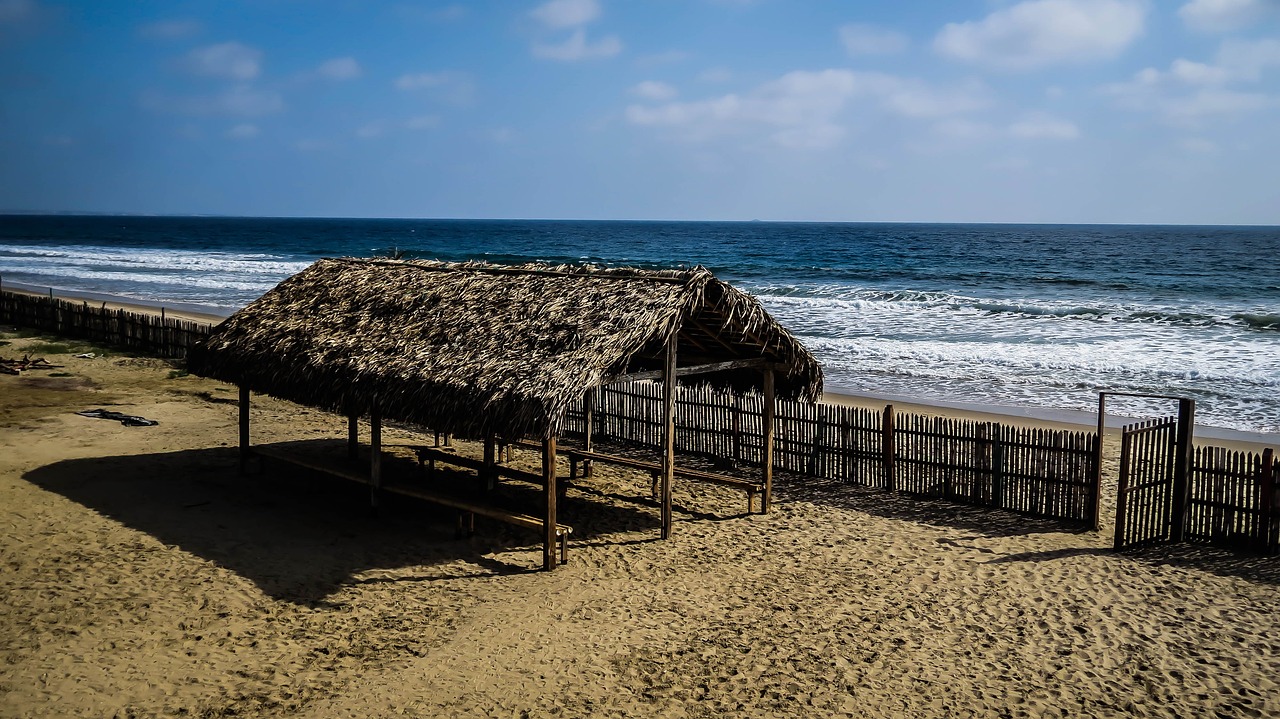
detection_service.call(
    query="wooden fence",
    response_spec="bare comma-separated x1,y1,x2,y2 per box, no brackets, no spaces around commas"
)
565,381,1101,525
7,293,1271,546
1188,446,1279,553
0,291,213,358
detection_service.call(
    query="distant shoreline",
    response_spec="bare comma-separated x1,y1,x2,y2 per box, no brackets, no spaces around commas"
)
1,281,232,324
4,279,1275,450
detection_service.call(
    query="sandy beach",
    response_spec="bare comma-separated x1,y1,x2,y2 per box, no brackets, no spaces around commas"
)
2,324,1278,718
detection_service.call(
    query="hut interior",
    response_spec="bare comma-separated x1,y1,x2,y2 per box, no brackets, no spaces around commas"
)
188,259,823,570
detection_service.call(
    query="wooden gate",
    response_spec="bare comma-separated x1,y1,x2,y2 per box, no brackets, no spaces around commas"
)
1114,417,1178,550
1111,397,1196,551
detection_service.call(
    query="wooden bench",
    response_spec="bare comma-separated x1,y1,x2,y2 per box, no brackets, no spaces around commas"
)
414,445,543,486
252,445,572,564
389,483,572,565
563,448,765,513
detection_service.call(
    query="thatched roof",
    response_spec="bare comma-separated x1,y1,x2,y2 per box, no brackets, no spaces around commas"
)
188,259,822,439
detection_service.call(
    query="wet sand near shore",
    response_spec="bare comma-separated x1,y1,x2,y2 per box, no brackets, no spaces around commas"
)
1,329,1278,718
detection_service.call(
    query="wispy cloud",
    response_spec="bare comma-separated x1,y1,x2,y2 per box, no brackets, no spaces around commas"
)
226,123,260,139
530,0,600,29
934,0,1146,71
1102,38,1280,125
317,56,361,81
138,18,201,40
1178,0,1274,32
394,70,473,103
626,69,989,149
631,80,678,101
182,42,263,81
144,85,284,117
838,23,908,56
1009,112,1080,139
532,28,622,61
528,0,620,61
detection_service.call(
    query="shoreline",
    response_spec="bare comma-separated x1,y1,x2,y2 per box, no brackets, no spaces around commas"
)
4,281,1276,450
1,280,233,324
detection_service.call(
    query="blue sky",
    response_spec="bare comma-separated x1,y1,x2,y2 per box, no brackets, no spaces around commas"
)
1,0,1278,223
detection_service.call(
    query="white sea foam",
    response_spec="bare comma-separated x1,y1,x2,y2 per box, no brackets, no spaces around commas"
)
754,288,1280,435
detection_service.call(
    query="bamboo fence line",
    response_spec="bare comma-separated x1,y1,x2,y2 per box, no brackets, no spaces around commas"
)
0,291,213,359
1187,446,1279,553
566,381,1102,525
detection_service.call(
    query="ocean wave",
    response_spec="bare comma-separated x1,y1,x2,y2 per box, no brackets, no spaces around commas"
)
747,284,1280,332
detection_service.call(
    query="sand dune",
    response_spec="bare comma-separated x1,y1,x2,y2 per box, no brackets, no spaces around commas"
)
1,335,1277,718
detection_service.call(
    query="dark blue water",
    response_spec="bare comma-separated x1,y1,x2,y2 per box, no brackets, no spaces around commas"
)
2,215,1278,433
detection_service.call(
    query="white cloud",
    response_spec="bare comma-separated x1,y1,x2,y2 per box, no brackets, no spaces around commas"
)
631,80,678,101
144,86,284,117
1105,38,1280,124
1169,58,1231,84
934,0,1146,71
183,42,262,81
1009,112,1080,139
394,71,473,103
226,123,260,139
838,23,908,56
1217,38,1280,81
1178,0,1273,32
138,19,201,40
404,115,440,130
532,28,621,61
530,0,600,28
626,68,989,149
317,57,361,81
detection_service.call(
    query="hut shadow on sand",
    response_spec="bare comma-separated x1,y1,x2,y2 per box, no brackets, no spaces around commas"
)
22,440,665,606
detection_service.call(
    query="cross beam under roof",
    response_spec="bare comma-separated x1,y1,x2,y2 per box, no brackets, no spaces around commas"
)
604,357,777,385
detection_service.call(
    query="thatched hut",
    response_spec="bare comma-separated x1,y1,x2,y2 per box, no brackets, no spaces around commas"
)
189,258,822,569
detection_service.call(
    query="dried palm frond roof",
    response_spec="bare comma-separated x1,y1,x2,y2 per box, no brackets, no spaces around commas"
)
188,258,822,439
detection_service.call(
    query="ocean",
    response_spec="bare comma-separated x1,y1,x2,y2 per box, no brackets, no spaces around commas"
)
2,215,1278,435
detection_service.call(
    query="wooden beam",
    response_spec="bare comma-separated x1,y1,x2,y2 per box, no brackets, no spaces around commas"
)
1169,398,1196,544
678,330,711,354
1092,393,1106,532
761,369,775,513
607,357,774,385
347,413,359,461
688,316,742,356
660,337,677,539
238,386,250,475
583,388,596,479
370,404,382,510
543,436,558,571
483,435,497,492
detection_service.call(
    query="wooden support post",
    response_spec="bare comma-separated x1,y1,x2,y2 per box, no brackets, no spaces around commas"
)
370,404,382,510
660,338,677,539
238,386,250,475
583,388,596,478
882,404,896,492
543,436,558,571
761,369,775,513
1260,447,1275,553
1092,393,1107,531
483,435,497,493
347,413,359,461
1169,398,1196,543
